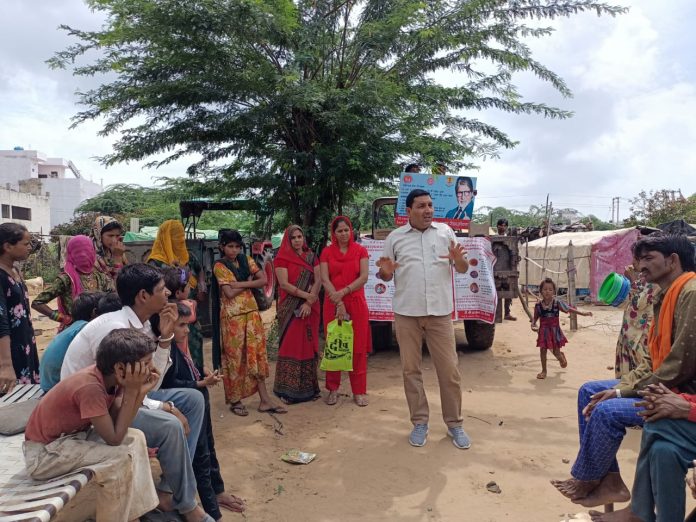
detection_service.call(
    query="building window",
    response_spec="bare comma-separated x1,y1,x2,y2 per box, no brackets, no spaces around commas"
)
11,206,31,221
1,204,9,218
38,174,48,179
50,171,58,178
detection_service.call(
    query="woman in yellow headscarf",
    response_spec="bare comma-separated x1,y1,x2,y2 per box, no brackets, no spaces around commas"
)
148,220,206,366
147,220,190,269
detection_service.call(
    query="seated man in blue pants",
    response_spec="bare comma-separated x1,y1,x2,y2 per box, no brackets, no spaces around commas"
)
590,383,696,521
552,234,696,507
62,264,212,521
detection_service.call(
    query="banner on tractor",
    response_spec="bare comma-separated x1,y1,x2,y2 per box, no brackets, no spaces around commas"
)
362,237,497,323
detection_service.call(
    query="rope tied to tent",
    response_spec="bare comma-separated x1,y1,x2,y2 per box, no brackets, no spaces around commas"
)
521,255,589,275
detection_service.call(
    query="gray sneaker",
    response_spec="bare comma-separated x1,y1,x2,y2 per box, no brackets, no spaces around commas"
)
447,426,471,449
409,424,429,447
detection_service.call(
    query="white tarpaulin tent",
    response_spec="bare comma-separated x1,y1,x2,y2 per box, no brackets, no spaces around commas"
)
521,228,641,300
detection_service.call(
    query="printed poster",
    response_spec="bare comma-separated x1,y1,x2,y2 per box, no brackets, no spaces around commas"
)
362,238,396,321
362,237,497,323
453,237,498,323
395,172,477,228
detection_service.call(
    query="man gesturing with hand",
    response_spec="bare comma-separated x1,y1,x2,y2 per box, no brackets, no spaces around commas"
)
378,188,470,449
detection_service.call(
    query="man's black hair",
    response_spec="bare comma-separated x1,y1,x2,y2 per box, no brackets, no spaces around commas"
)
497,218,509,227
632,234,696,272
406,189,431,208
163,266,189,295
404,163,420,173
97,292,123,315
96,328,156,376
71,292,104,322
116,263,164,306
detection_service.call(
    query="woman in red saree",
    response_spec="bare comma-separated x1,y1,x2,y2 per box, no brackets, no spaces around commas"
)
272,225,322,404
320,216,371,407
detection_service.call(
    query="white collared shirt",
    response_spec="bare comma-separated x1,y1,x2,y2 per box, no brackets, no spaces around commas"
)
382,221,457,316
60,306,171,398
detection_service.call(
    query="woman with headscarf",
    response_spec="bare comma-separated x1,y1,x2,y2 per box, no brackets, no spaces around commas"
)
272,225,322,404
320,216,371,407
92,215,127,280
147,219,206,367
32,235,113,328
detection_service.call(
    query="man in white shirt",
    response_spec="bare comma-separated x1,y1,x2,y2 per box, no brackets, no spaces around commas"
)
377,189,471,449
61,263,211,522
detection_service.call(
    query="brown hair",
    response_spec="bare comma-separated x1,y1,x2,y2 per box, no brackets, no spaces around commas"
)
539,277,556,293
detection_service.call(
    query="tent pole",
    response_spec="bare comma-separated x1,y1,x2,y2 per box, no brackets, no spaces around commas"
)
525,238,529,310
568,240,578,331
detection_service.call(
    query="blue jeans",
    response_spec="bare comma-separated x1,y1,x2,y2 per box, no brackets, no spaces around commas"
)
631,419,696,522
571,379,644,481
132,408,198,513
148,388,204,459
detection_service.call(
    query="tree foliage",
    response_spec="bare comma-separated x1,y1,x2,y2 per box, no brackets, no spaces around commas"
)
53,184,278,237
624,190,696,227
51,0,625,244
475,203,614,230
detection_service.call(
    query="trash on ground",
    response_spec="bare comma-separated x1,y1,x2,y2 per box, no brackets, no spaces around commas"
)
486,481,502,494
280,449,317,465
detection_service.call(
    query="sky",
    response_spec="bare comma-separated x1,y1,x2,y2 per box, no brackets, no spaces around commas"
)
1,0,694,223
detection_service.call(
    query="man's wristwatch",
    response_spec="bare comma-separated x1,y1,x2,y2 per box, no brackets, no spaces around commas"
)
165,401,175,413
615,389,622,399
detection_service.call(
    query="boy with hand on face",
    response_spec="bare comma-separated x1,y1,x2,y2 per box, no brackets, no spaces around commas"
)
160,303,247,518
24,329,161,522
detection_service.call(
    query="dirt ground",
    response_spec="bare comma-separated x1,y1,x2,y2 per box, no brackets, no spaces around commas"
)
32,300,696,522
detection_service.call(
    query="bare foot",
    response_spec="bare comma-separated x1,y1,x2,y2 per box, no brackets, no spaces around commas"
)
537,371,547,379
156,490,174,512
181,504,208,522
217,492,246,513
550,477,600,500
573,472,631,507
589,507,641,521
558,351,568,368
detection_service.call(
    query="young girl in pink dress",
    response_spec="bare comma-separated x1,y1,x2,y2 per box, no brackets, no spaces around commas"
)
531,278,592,379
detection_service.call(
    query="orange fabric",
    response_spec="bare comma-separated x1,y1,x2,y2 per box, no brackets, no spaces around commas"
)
648,272,696,370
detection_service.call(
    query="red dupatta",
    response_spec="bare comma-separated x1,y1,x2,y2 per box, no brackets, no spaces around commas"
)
275,225,317,343
275,225,315,272
321,216,364,293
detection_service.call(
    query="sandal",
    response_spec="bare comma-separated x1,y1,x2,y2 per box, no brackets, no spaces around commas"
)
354,394,369,407
229,403,249,416
258,405,288,414
326,390,338,406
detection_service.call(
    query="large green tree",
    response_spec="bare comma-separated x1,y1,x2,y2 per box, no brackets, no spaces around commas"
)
624,189,696,227
52,0,624,239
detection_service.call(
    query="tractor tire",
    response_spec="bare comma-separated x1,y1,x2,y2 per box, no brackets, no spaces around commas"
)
254,252,276,311
370,322,393,351
463,320,495,351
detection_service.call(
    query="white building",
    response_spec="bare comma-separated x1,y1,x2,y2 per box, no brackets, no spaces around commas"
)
0,148,103,229
0,185,51,234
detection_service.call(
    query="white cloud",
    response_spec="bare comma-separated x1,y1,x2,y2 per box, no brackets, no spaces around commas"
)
571,7,659,91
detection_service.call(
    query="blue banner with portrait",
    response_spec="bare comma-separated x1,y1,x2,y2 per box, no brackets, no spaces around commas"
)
395,172,477,228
